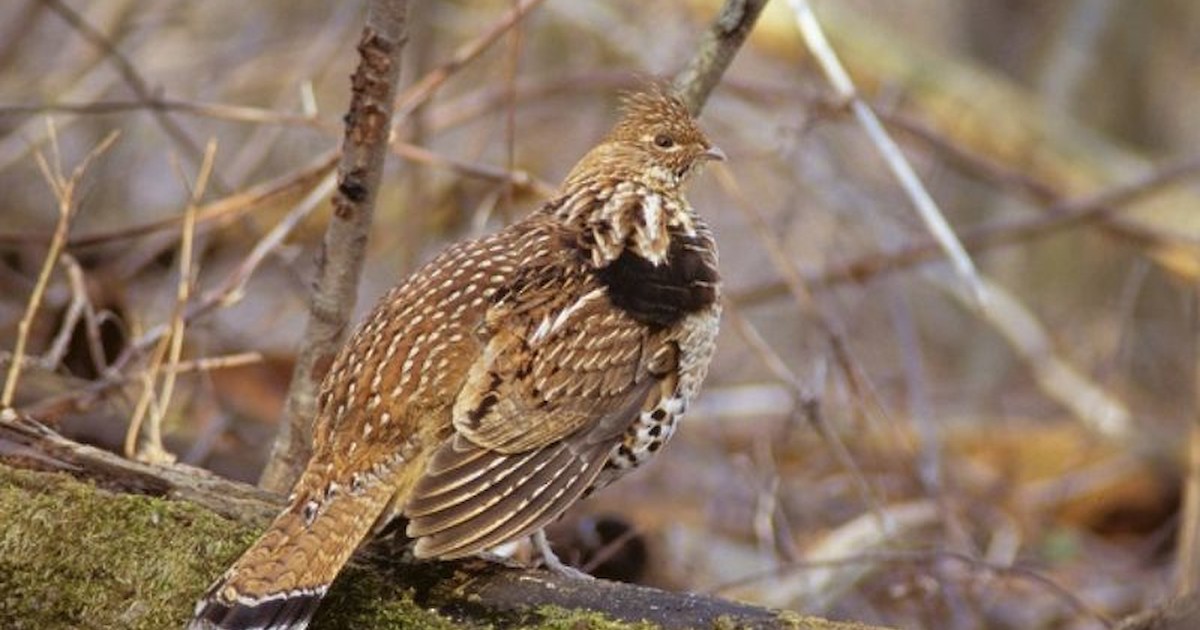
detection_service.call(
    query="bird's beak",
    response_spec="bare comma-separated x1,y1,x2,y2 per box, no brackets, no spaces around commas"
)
703,145,727,162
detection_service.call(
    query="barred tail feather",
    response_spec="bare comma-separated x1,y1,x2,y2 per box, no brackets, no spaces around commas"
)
188,585,325,630
187,475,401,630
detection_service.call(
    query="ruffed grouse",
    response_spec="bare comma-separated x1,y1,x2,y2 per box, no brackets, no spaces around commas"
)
190,86,723,629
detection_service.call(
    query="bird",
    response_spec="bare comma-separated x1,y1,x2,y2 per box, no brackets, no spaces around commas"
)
189,85,724,630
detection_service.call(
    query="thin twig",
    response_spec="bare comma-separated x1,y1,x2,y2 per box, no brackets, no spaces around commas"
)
391,141,553,196
0,151,337,250
501,0,523,216
580,525,643,575
732,151,1200,309
0,141,539,250
141,141,217,464
42,0,226,194
933,273,1131,438
123,320,171,459
117,173,339,376
428,71,640,131
712,163,893,525
884,282,941,494
1037,0,1118,112
2,127,118,409
724,304,885,526
395,1,435,274
0,98,326,129
78,272,116,377
42,254,89,369
130,144,213,461
165,352,263,374
786,0,983,306
394,0,548,120
22,173,336,423
759,501,940,612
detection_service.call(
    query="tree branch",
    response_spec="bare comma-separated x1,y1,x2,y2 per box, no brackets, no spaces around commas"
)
260,0,412,491
673,0,770,115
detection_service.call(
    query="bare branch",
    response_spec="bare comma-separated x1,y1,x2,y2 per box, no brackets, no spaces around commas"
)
41,255,88,369
393,0,549,120
933,274,1131,438
144,141,218,464
2,128,118,409
673,0,770,115
731,151,1200,308
21,172,336,424
259,0,413,491
0,151,337,250
786,0,983,306
713,166,889,525
42,0,226,193
122,143,217,464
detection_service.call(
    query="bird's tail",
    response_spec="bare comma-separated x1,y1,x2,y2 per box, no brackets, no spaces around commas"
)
188,477,400,630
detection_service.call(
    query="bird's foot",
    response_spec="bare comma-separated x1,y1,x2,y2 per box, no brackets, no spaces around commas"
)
532,529,593,580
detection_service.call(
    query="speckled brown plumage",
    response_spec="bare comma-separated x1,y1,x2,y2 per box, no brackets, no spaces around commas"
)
190,87,723,630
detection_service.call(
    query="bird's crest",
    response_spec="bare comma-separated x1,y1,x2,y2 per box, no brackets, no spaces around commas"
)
608,84,701,147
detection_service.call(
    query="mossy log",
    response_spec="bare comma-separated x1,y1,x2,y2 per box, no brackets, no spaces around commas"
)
0,419,886,629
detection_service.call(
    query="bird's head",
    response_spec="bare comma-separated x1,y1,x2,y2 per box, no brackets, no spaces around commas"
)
606,88,725,187
565,87,724,194
554,86,723,267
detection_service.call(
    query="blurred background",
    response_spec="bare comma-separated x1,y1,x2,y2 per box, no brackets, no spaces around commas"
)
2,1,1199,628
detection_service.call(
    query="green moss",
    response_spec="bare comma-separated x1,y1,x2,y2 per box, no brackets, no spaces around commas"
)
773,610,885,630
712,616,741,630
0,465,257,630
0,466,470,630
775,611,810,629
316,567,462,629
522,605,659,630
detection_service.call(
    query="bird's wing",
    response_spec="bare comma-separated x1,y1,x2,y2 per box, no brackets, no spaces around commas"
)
454,287,664,452
403,261,677,559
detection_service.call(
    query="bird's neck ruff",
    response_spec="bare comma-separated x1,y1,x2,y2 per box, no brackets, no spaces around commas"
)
549,175,697,268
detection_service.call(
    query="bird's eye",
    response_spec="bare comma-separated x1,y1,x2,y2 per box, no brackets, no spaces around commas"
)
653,134,675,149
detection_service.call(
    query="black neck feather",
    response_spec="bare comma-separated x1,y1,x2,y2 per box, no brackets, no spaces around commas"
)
594,231,719,328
